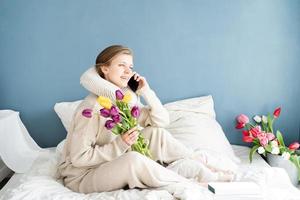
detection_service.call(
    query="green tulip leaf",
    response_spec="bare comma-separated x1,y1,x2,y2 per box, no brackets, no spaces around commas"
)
249,145,260,163
267,114,273,133
276,130,285,147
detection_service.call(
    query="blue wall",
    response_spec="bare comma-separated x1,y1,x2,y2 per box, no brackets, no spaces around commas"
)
1,0,299,147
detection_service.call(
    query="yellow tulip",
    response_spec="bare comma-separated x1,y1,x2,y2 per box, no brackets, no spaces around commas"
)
97,96,112,109
122,92,132,103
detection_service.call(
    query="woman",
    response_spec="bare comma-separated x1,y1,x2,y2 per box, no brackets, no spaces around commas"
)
58,45,233,193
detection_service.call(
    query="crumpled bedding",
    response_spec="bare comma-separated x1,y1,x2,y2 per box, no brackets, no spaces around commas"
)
1,146,300,200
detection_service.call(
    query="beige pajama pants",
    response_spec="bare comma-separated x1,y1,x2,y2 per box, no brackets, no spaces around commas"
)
78,127,193,193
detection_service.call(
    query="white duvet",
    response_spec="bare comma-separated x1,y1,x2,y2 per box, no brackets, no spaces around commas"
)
1,146,300,200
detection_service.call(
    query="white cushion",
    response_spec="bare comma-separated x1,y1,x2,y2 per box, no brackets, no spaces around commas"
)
54,95,239,163
164,95,239,163
54,100,82,132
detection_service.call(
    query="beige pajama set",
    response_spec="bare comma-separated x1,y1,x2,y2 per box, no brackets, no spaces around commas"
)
57,67,222,193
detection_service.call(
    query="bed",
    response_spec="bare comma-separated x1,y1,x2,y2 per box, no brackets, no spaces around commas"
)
1,145,299,200
0,95,299,200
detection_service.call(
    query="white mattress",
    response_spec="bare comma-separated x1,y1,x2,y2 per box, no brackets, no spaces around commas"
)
0,145,299,200
0,173,22,197
0,145,266,196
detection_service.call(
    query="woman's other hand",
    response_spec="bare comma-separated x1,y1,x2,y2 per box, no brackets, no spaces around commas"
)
121,127,139,146
133,73,149,91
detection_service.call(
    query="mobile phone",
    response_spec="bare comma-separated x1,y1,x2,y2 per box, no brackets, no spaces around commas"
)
128,74,139,92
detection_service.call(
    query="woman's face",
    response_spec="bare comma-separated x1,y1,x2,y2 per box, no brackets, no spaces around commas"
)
102,53,134,88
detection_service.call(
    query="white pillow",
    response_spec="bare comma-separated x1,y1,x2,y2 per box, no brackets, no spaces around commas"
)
164,95,239,163
54,95,239,163
54,100,82,132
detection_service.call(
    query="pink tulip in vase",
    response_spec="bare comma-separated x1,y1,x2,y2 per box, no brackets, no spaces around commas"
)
235,107,300,186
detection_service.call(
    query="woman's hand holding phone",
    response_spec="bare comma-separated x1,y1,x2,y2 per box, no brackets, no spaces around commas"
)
132,72,149,91
128,72,149,92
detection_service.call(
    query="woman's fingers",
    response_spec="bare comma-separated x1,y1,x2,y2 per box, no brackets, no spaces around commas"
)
122,127,139,146
134,73,139,80
127,127,137,135
132,73,150,90
130,132,139,143
128,131,139,144
134,73,144,82
130,131,139,138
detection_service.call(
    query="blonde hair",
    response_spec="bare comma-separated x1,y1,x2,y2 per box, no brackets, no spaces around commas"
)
95,45,133,78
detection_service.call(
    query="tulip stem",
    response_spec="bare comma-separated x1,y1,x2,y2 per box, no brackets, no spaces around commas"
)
248,123,256,128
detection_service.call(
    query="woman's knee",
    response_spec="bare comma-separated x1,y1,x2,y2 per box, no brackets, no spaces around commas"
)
123,151,146,166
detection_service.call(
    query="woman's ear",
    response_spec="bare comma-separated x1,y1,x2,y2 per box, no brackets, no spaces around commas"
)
100,65,109,75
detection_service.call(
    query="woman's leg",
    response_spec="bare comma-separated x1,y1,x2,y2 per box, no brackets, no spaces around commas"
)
78,151,188,193
141,127,192,164
141,127,234,182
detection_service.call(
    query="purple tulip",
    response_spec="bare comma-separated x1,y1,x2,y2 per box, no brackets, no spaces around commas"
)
110,106,119,116
82,109,92,118
112,114,121,123
131,106,140,118
100,108,110,118
105,120,116,130
115,90,124,100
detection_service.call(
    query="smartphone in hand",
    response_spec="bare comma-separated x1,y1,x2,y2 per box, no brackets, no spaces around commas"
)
128,74,139,92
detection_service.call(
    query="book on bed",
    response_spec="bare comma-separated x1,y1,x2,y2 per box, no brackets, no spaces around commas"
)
211,195,264,200
208,181,264,200
208,181,260,195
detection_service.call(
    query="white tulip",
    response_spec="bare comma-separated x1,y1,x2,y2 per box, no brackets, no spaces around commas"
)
253,115,262,123
257,146,265,154
262,115,268,124
281,152,291,160
271,140,278,147
271,147,280,155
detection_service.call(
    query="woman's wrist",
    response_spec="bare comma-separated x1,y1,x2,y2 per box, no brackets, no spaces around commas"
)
136,85,151,97
116,135,130,151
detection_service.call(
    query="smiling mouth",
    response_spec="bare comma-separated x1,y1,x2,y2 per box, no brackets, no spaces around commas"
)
121,77,129,81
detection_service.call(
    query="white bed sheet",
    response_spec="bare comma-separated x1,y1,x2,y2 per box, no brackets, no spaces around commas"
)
0,145,299,200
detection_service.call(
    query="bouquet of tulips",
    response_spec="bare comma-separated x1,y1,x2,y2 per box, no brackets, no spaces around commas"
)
235,107,300,180
82,89,152,158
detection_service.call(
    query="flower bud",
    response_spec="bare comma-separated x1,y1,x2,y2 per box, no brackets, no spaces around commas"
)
259,137,268,146
235,122,245,129
97,96,112,109
250,126,261,138
237,114,249,124
242,136,253,143
266,133,275,140
262,115,268,124
288,142,300,150
282,152,291,160
242,130,249,136
257,146,265,154
105,120,116,130
115,90,124,100
122,92,132,103
110,106,119,116
273,107,281,118
82,109,92,118
270,140,278,147
131,106,140,118
253,115,262,123
112,114,121,123
271,147,280,155
100,108,110,118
